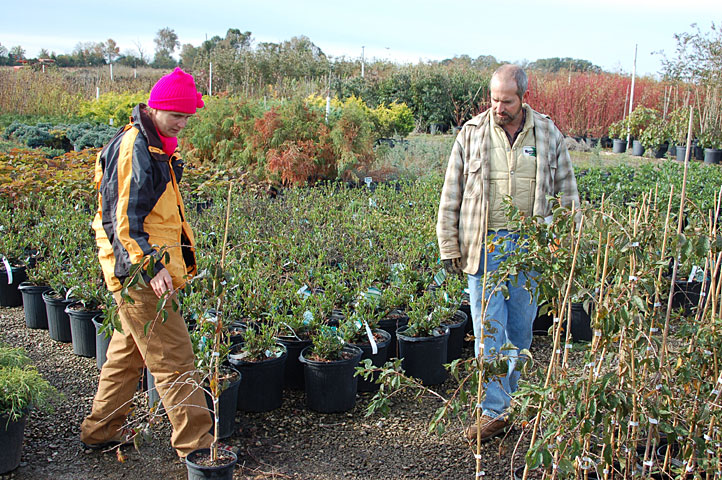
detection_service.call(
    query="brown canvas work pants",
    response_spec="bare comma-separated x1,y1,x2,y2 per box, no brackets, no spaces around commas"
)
80,285,213,457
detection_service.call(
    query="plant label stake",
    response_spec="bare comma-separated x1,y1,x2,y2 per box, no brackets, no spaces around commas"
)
363,320,378,354
2,256,11,284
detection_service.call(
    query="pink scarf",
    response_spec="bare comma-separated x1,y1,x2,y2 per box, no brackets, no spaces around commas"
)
158,132,178,157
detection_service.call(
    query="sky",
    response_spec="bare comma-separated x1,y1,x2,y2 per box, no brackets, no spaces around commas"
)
2,0,721,77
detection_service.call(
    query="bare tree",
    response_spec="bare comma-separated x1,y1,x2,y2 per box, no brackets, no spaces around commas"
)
102,38,120,64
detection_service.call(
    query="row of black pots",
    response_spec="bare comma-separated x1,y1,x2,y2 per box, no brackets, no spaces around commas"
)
17,282,103,359
608,139,722,164
532,279,708,344
512,441,691,480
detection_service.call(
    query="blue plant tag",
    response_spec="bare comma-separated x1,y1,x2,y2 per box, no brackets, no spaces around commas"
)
303,310,314,325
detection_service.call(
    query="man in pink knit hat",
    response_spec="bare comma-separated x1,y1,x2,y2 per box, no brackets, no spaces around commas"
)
80,67,215,459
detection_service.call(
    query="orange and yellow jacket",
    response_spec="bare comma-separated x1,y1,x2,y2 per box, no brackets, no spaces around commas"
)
92,104,196,292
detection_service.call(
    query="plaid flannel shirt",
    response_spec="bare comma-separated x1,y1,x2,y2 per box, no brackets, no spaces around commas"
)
436,105,580,275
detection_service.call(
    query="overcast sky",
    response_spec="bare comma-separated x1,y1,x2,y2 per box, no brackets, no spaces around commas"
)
2,0,721,77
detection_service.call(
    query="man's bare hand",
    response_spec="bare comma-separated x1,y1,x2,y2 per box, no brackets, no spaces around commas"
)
442,257,463,276
150,268,173,298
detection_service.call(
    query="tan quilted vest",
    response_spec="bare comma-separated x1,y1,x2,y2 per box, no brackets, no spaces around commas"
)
487,110,537,230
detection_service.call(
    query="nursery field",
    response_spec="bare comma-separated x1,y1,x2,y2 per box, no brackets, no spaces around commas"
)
1,137,722,479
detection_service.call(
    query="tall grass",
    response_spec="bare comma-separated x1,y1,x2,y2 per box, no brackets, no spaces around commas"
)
0,65,163,116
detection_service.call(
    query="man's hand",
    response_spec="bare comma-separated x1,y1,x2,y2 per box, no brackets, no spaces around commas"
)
150,268,173,298
442,257,463,276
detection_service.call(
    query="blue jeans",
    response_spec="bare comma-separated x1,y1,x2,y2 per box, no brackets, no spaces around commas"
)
468,230,537,419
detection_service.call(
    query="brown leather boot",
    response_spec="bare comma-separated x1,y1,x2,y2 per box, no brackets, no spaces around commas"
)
465,414,509,441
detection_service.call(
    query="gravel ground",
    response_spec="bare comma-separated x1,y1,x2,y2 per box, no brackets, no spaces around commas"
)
0,305,555,480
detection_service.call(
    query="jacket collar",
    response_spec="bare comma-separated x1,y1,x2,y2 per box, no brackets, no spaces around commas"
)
131,104,170,161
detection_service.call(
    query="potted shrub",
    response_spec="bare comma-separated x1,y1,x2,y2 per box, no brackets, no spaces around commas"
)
299,325,363,412
274,297,318,390
697,127,722,164
668,107,695,161
228,321,287,412
626,106,658,156
639,117,671,158
0,344,58,474
340,298,392,393
64,244,111,358
190,315,240,440
433,272,469,362
396,292,450,386
607,119,627,153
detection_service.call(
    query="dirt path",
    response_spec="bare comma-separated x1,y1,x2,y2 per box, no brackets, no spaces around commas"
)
1,306,548,480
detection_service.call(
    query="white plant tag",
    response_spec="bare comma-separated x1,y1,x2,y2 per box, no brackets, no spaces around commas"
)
2,257,12,284
364,176,372,187
688,265,699,282
364,320,377,355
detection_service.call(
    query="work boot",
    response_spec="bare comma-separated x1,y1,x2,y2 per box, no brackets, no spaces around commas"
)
465,414,509,442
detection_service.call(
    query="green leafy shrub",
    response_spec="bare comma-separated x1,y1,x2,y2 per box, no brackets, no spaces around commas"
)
0,344,58,422
181,96,262,171
372,102,415,138
328,96,376,179
77,91,148,126
3,121,115,151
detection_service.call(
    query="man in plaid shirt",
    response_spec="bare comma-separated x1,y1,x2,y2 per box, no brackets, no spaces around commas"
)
436,64,579,441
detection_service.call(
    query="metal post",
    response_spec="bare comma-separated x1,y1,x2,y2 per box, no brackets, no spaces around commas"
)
626,44,637,149
209,62,213,96
361,46,365,78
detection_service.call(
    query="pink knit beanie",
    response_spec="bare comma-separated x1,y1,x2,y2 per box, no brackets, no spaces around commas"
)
148,67,204,114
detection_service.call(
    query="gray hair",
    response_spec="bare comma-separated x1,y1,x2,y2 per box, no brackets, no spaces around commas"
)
492,64,528,100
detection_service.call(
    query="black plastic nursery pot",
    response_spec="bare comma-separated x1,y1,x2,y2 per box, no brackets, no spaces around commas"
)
203,368,241,439
460,293,472,337
43,291,73,342
0,263,27,307
675,145,687,162
442,310,468,362
632,139,645,156
671,278,707,317
275,335,311,390
378,309,408,359
612,138,626,153
397,325,450,386
350,329,391,393
18,283,51,329
299,344,362,413
66,303,100,358
652,143,669,159
704,148,722,165
570,302,593,342
185,447,237,480
533,305,554,336
0,414,26,475
91,315,112,371
228,343,287,412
